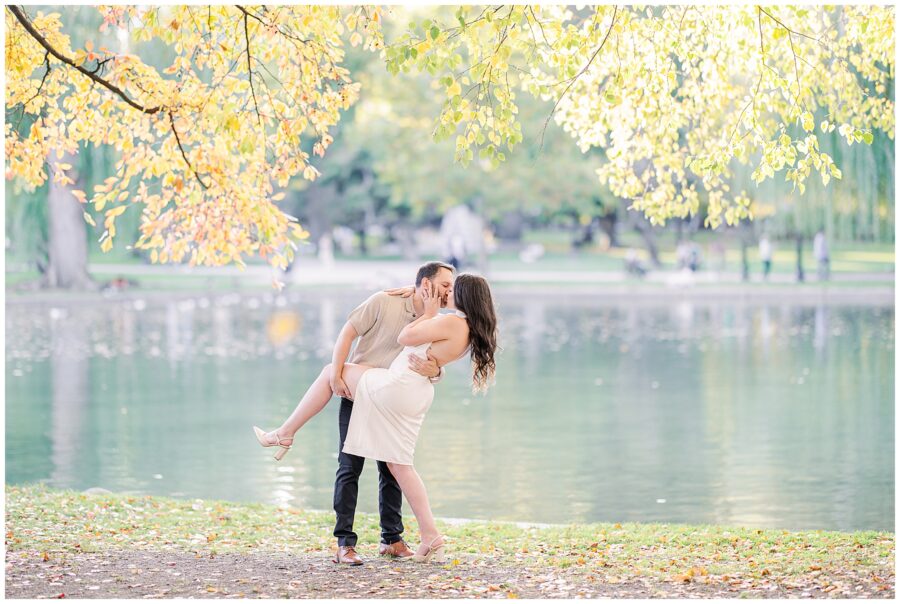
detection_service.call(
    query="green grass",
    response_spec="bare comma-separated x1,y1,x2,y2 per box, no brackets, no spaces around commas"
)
494,233,894,274
6,484,893,583
5,270,42,287
6,231,893,294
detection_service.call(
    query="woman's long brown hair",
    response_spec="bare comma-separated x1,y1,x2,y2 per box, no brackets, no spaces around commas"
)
452,274,498,393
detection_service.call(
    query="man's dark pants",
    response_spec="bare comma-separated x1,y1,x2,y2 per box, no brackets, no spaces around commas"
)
333,397,404,547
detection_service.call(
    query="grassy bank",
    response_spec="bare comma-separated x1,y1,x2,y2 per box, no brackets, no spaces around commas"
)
5,484,894,599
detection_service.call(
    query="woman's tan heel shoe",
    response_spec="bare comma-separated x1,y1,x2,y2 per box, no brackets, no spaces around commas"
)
253,426,293,461
411,536,445,563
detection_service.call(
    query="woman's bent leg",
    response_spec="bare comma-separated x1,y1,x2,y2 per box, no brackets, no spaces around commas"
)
385,462,441,551
274,363,371,439
272,364,334,439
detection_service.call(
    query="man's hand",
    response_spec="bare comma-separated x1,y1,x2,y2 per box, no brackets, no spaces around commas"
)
408,351,440,379
384,285,415,297
330,369,352,399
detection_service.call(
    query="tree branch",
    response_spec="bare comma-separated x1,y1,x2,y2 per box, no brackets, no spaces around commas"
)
87,56,113,76
757,7,824,46
235,5,340,82
538,5,618,154
22,51,51,111
756,7,803,107
527,6,552,48
7,5,161,115
729,7,766,147
240,8,262,126
169,112,210,189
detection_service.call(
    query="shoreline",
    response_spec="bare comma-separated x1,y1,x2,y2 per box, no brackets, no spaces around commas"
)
6,278,895,306
14,482,890,536
5,484,895,599
6,255,894,307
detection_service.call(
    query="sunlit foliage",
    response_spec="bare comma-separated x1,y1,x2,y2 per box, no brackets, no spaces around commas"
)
5,5,894,271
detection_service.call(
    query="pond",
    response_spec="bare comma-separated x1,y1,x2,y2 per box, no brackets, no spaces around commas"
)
5,287,894,532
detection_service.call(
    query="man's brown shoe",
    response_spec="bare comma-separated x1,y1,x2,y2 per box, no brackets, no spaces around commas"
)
333,545,364,566
379,539,414,559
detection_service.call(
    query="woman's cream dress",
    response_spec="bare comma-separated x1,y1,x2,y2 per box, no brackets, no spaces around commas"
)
342,342,435,465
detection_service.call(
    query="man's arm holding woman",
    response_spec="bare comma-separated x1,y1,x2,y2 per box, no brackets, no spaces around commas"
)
330,321,359,399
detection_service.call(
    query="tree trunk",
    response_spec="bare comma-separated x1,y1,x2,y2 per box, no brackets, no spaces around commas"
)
44,156,96,290
299,183,332,252
356,227,368,256
496,211,525,241
622,196,661,267
473,196,488,273
740,238,749,282
358,168,375,257
688,209,702,235
795,235,805,282
633,220,662,267
572,220,595,249
597,212,619,247
740,223,751,281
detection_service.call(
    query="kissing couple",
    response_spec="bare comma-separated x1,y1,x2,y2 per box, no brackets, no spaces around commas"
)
254,261,498,564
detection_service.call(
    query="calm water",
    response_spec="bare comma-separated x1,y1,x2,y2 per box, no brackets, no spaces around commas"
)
5,288,894,532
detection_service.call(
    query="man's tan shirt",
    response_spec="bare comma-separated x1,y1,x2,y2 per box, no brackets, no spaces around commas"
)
346,292,418,369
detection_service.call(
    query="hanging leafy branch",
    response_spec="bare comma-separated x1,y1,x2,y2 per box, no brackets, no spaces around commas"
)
5,4,383,275
386,5,894,228
4,4,894,275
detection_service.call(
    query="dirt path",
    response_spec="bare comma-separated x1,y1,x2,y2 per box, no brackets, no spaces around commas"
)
6,547,892,599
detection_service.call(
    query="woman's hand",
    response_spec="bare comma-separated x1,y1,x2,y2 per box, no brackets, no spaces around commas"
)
330,367,352,399
422,280,441,317
384,285,415,298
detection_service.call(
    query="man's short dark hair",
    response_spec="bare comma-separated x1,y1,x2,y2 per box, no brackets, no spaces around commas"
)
415,261,455,286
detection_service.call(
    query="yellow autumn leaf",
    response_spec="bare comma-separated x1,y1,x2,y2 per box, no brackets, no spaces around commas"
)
801,111,815,132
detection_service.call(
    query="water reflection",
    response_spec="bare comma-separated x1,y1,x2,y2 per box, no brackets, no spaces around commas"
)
5,290,894,532
50,311,89,486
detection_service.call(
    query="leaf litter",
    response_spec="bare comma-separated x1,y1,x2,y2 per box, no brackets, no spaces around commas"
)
5,484,894,599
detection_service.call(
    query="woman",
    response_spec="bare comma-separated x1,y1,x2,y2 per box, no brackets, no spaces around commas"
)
253,273,498,562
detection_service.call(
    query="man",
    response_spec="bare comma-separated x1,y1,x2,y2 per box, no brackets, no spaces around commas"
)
331,261,455,565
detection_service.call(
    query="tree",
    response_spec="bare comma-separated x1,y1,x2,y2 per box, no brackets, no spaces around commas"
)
5,5,894,278
5,7,115,288
349,57,605,222
288,24,618,255
386,5,893,227
6,5,384,285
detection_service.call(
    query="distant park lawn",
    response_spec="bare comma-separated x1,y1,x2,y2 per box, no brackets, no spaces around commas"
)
5,229,893,291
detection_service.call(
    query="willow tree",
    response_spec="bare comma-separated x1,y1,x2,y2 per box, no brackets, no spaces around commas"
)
5,5,894,284
389,5,893,224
